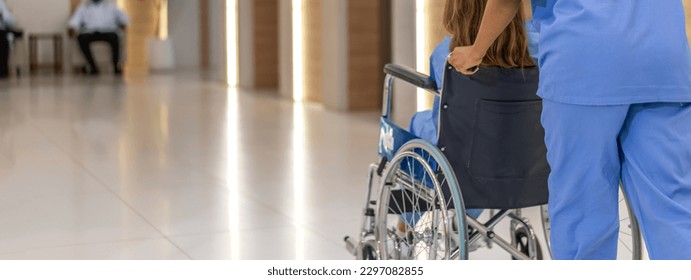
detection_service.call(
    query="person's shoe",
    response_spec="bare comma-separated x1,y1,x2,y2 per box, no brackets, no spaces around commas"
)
397,219,408,233
386,226,412,260
88,68,100,76
467,238,487,252
114,66,123,76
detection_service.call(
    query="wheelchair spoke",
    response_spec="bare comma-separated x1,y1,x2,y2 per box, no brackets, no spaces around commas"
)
388,189,405,221
376,140,465,260
430,211,440,259
619,238,633,253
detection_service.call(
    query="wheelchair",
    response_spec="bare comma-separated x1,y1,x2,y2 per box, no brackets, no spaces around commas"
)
344,63,643,260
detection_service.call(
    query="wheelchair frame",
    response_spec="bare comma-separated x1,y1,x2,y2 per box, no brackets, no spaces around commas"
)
344,63,643,260
344,64,542,260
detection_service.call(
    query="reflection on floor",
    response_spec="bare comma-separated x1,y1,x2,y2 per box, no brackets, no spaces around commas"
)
0,73,549,260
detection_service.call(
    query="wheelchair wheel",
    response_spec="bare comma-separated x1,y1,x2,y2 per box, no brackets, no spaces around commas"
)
362,243,377,260
513,227,543,260
617,188,643,260
540,185,643,259
375,139,468,260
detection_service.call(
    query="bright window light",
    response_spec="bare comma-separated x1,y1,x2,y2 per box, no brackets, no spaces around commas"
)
226,88,241,260
225,1,240,257
158,0,169,39
292,103,306,260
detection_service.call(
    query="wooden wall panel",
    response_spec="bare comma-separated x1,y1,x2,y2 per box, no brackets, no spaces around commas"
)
347,0,382,110
200,0,209,69
303,0,323,102
253,0,279,89
278,0,293,99
122,0,159,75
380,0,391,76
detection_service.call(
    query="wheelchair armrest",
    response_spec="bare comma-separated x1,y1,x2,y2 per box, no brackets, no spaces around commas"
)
384,64,438,94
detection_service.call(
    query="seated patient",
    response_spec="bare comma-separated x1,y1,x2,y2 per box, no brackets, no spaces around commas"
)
68,0,129,75
408,0,538,219
0,0,16,79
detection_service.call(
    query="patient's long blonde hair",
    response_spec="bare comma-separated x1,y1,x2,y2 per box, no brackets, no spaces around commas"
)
443,0,535,68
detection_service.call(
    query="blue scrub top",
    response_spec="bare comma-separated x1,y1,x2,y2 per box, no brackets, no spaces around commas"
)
531,0,691,105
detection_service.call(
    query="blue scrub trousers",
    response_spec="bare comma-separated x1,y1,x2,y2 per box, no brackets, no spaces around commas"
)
541,100,691,260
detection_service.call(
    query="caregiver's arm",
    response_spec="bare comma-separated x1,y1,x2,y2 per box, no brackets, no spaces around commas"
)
448,0,521,75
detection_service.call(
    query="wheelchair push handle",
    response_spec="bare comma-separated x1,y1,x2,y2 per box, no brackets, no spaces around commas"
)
383,64,438,93
381,64,439,119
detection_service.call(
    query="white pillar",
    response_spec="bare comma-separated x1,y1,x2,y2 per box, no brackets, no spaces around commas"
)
391,0,417,126
278,0,294,99
237,0,255,88
213,0,228,83
321,0,348,110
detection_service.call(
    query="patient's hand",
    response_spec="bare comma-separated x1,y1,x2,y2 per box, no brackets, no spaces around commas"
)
449,46,483,75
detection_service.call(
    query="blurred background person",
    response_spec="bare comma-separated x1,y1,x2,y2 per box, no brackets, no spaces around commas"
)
68,0,128,76
0,0,16,79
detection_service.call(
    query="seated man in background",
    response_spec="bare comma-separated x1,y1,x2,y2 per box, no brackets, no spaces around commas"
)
68,0,128,75
0,0,16,79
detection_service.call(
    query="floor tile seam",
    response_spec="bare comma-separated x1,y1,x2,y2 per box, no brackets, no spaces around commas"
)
0,236,188,258
157,220,299,238
172,157,300,224
149,155,300,222
300,222,360,251
25,122,195,260
236,193,302,226
26,116,215,182
24,118,220,191
164,223,329,240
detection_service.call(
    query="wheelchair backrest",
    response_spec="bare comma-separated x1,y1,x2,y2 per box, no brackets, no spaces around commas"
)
438,66,549,209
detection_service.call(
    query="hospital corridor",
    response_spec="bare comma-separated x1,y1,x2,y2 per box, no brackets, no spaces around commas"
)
0,72,567,260
0,73,375,259
0,0,689,263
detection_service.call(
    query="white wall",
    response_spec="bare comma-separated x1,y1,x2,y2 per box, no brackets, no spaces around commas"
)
208,0,220,71
237,0,254,88
5,0,70,33
278,0,292,99
5,0,217,73
212,0,227,83
5,0,71,66
168,0,201,69
391,0,417,126
321,0,348,110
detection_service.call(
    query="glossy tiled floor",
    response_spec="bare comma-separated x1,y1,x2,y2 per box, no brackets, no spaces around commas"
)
0,73,553,260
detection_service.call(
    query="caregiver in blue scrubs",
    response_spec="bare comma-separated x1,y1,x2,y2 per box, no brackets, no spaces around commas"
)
450,0,691,259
